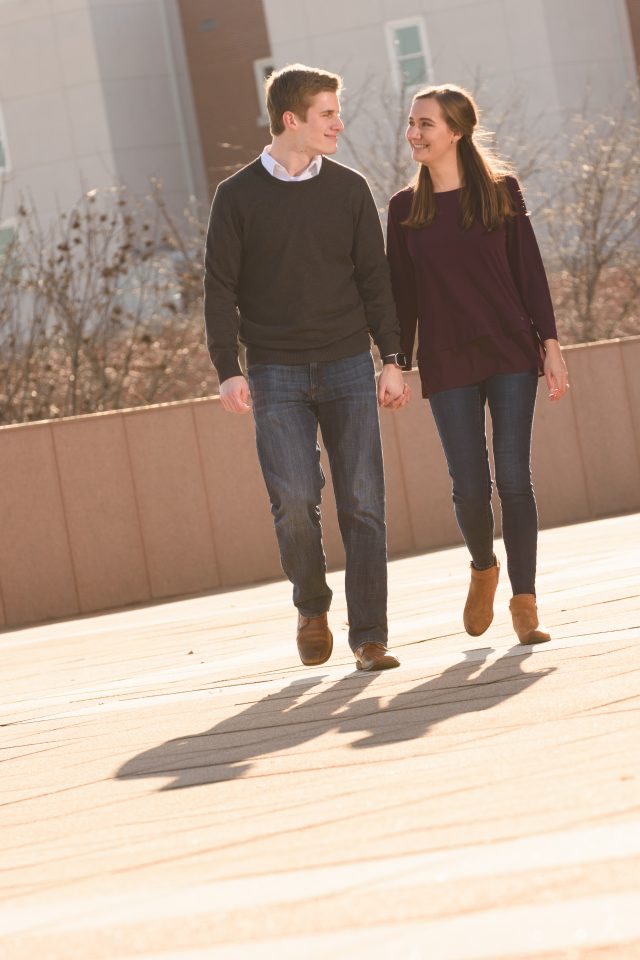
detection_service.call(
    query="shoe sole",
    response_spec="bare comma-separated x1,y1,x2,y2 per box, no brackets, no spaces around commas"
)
464,619,493,637
356,658,400,671
519,634,552,644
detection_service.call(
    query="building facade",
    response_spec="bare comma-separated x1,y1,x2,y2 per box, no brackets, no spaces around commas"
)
0,0,208,230
0,0,638,232
174,0,273,192
261,0,638,111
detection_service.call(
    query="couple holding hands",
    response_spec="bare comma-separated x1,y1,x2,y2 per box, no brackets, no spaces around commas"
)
204,64,568,672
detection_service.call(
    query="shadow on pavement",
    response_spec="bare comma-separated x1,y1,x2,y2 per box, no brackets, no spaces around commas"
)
343,646,555,748
116,671,380,790
116,647,554,791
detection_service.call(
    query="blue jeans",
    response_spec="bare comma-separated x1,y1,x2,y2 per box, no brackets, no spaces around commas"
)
247,351,388,651
429,371,539,596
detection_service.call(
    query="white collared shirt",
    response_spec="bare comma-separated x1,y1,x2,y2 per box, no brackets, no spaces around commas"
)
260,145,322,181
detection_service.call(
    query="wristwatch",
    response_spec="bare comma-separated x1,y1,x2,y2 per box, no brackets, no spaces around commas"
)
382,352,409,368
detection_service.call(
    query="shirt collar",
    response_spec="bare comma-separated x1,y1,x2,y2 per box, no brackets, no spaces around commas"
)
260,146,322,181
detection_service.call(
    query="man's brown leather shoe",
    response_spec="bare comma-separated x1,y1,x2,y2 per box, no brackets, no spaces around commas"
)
296,612,333,666
354,642,400,671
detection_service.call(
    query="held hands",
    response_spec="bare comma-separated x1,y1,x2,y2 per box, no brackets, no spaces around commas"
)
221,369,410,413
543,340,569,403
220,375,252,413
377,364,410,410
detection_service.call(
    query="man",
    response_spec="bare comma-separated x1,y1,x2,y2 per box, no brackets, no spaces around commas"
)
204,64,409,671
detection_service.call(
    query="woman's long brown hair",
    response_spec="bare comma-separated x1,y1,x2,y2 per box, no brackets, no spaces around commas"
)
402,84,515,231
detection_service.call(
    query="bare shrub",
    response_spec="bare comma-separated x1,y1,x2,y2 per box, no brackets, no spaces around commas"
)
0,183,216,425
341,76,415,215
539,92,640,343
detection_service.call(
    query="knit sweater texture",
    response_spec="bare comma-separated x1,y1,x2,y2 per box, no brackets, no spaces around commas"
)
204,157,401,383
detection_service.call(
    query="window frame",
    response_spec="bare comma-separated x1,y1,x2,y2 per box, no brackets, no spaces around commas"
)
384,17,432,94
253,57,276,127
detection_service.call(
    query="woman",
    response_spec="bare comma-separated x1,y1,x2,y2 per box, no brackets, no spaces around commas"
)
387,84,568,644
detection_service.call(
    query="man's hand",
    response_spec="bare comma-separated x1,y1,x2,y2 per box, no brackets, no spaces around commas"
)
220,375,252,413
377,365,410,410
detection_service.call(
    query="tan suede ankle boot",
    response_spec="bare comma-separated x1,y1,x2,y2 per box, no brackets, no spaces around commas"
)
509,594,551,644
463,558,500,636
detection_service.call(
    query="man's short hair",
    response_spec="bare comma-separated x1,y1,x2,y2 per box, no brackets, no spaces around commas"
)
265,63,343,136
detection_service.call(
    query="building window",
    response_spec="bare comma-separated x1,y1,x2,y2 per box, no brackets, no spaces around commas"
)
385,18,431,92
254,57,276,126
0,221,16,257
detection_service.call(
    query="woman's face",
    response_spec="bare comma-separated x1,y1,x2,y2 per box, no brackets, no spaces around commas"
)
406,97,459,167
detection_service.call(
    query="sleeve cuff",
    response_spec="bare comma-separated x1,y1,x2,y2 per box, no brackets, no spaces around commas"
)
211,351,243,384
375,335,402,359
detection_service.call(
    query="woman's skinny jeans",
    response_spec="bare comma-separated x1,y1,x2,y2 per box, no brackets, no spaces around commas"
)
429,370,539,596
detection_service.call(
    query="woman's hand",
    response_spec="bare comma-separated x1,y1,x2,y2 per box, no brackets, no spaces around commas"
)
543,339,569,402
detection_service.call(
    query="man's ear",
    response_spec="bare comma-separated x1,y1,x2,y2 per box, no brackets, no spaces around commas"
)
282,110,298,131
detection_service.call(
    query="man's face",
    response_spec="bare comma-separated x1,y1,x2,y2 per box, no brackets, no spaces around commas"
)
295,91,344,156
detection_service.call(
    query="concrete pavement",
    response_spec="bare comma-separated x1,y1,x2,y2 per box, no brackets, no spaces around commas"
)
1,514,639,959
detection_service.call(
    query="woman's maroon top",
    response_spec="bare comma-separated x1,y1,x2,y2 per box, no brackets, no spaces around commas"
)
386,176,558,397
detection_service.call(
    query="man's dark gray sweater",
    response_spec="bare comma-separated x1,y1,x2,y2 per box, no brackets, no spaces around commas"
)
203,157,401,384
